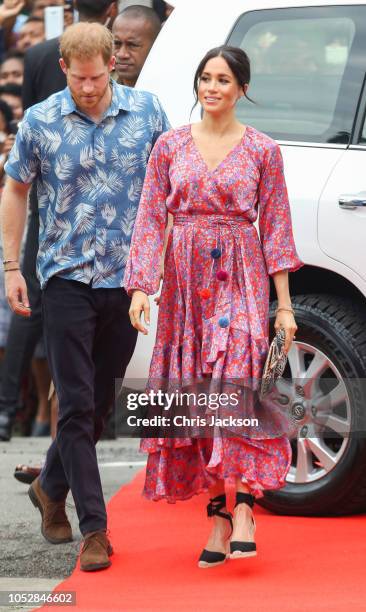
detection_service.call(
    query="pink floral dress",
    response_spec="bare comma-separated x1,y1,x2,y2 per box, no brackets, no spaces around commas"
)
124,124,303,502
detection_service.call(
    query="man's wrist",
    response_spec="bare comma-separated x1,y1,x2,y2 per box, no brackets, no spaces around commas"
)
3,259,20,272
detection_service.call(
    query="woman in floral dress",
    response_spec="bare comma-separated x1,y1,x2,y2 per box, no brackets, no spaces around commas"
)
124,46,303,567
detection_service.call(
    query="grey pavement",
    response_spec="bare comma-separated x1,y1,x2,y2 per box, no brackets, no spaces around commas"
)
0,436,144,611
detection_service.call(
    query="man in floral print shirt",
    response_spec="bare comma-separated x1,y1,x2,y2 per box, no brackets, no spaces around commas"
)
1,21,169,571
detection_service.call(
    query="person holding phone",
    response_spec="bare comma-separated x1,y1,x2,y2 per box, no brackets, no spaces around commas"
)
31,0,73,26
43,1,74,39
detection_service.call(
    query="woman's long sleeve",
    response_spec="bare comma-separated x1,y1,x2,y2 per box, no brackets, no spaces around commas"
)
258,143,303,276
123,133,170,295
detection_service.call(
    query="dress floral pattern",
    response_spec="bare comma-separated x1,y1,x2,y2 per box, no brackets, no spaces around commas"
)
124,124,303,501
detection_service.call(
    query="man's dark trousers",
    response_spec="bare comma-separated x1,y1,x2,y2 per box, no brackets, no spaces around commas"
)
40,277,138,535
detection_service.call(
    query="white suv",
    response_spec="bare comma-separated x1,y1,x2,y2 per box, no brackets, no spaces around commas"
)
126,0,366,517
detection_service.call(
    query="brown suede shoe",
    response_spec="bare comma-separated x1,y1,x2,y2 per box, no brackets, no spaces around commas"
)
80,530,112,572
28,477,73,544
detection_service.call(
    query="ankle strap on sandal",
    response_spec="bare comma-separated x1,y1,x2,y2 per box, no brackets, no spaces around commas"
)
235,492,255,508
206,494,233,533
207,494,226,517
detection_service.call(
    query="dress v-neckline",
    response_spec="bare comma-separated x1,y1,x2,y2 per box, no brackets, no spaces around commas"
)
189,124,249,174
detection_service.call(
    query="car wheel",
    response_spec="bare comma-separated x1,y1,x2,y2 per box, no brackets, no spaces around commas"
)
257,294,366,516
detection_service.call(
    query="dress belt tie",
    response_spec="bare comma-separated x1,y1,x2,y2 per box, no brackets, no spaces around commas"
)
172,213,265,356
173,213,252,228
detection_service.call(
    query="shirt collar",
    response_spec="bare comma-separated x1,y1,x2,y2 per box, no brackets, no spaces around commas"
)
60,79,132,118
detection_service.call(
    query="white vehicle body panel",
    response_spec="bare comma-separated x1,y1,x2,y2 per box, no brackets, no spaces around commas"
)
126,0,366,381
318,150,366,281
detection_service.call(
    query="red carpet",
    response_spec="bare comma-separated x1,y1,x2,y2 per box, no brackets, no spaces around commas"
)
40,470,366,611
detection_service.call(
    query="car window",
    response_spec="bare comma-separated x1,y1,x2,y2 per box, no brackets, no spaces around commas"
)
228,6,366,144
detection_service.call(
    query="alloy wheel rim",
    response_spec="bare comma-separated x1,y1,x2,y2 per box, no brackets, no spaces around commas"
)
273,342,351,484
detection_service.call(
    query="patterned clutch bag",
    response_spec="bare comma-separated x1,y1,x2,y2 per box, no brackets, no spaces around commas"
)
259,327,287,400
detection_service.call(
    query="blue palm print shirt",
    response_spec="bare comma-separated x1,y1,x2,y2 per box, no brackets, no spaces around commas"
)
5,80,170,289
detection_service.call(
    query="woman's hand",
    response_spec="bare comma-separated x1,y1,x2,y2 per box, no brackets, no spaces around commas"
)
129,290,150,334
274,310,297,355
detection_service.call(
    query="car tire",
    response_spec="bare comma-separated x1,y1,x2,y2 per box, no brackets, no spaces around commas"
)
257,293,366,516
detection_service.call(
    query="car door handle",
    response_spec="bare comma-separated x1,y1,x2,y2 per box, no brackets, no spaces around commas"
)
339,194,366,210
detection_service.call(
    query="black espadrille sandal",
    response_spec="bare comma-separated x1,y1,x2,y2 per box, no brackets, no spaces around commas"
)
198,494,233,568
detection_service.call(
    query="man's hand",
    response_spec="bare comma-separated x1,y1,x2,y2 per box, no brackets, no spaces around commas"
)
129,290,150,334
0,0,25,26
5,269,31,317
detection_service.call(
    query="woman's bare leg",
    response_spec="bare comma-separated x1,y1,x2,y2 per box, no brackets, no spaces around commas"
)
202,480,231,553
50,390,58,440
231,478,255,542
31,357,51,426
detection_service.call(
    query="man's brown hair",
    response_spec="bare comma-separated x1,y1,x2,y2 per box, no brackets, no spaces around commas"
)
60,22,113,67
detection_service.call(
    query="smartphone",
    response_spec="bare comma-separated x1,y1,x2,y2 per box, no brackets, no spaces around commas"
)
44,6,64,40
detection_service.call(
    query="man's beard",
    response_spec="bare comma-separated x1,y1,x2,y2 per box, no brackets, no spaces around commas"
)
68,79,111,112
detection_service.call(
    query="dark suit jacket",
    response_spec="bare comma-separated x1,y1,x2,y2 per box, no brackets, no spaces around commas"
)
22,37,67,211
22,36,66,111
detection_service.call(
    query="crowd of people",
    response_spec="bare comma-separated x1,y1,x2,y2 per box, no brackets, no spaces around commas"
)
0,0,172,448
